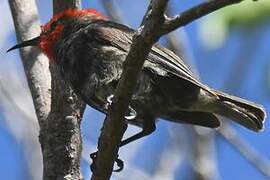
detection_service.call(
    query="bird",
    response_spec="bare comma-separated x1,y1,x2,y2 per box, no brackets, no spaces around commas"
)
8,8,266,148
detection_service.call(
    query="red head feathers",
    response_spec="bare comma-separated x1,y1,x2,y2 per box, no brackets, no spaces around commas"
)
39,9,106,60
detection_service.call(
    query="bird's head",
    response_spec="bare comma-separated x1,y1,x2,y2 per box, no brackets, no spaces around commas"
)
7,9,106,60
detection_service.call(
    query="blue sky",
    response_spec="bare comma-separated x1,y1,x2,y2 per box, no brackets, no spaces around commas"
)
1,0,270,179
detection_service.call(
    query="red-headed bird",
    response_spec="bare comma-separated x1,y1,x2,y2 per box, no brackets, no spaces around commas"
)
8,9,266,147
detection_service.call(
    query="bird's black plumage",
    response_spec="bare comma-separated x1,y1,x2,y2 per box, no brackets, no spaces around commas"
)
7,9,266,173
55,19,265,131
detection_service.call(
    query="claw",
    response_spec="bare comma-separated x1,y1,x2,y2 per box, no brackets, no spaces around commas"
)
107,94,114,105
90,151,125,172
113,155,124,172
90,151,98,172
104,94,114,109
125,106,137,120
90,151,97,159
105,94,137,120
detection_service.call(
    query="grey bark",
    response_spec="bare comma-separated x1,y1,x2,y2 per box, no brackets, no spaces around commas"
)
8,0,85,179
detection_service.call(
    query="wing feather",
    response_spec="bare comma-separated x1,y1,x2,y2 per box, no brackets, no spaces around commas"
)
84,20,217,96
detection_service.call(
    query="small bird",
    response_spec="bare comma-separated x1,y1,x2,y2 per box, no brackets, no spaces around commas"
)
8,9,266,147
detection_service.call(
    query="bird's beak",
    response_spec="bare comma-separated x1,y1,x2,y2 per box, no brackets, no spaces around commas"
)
7,36,40,52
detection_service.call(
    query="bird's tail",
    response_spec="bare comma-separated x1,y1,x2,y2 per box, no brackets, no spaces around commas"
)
212,90,266,132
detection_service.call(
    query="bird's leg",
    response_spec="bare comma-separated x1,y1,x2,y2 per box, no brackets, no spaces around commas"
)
90,94,130,172
106,94,155,146
91,95,155,172
110,115,156,171
109,116,156,171
120,114,156,147
90,122,127,172
90,151,125,172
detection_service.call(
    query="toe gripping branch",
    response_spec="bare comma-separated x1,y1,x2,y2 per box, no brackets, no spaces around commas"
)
90,94,131,173
90,94,155,173
90,151,124,172
106,94,137,120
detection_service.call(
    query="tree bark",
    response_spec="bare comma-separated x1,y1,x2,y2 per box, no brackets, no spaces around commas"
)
8,0,85,179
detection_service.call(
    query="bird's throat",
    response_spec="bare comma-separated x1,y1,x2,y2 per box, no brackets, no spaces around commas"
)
39,25,64,61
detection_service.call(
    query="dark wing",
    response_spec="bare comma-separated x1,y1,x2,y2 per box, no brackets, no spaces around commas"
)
148,44,217,96
83,20,216,96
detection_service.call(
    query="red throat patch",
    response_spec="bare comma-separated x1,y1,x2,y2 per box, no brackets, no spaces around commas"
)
38,8,106,61
39,24,64,60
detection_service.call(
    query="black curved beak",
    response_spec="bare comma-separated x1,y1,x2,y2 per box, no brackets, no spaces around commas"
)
7,36,40,53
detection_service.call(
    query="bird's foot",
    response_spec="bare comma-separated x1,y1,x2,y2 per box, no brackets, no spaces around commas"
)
106,94,114,107
90,151,97,172
125,106,137,120
105,94,137,120
90,151,124,172
114,154,124,172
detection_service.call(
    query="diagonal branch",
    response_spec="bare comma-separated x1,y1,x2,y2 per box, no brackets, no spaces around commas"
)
218,124,270,178
162,0,243,35
0,80,35,122
91,0,249,179
91,0,168,179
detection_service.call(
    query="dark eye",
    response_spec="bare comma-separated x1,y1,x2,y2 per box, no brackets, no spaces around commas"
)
50,19,62,31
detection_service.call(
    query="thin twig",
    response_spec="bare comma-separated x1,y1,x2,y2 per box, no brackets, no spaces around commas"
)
218,125,270,178
0,80,35,122
0,77,41,180
218,32,270,178
162,0,243,34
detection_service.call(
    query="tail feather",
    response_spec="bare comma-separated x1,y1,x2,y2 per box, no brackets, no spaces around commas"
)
163,111,221,128
213,90,266,132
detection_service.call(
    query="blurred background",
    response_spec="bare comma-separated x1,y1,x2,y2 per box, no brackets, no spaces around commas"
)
1,0,270,179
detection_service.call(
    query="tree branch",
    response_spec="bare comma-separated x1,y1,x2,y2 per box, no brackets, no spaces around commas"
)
91,0,168,179
101,0,123,23
162,0,243,34
91,0,248,179
218,124,270,178
9,0,85,179
217,32,270,178
8,0,51,127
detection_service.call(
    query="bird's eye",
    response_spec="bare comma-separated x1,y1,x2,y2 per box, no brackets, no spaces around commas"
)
50,19,62,31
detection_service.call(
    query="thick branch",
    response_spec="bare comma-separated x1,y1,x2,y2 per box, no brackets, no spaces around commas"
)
39,1,85,180
92,0,247,179
9,0,85,179
8,0,51,125
91,0,168,179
